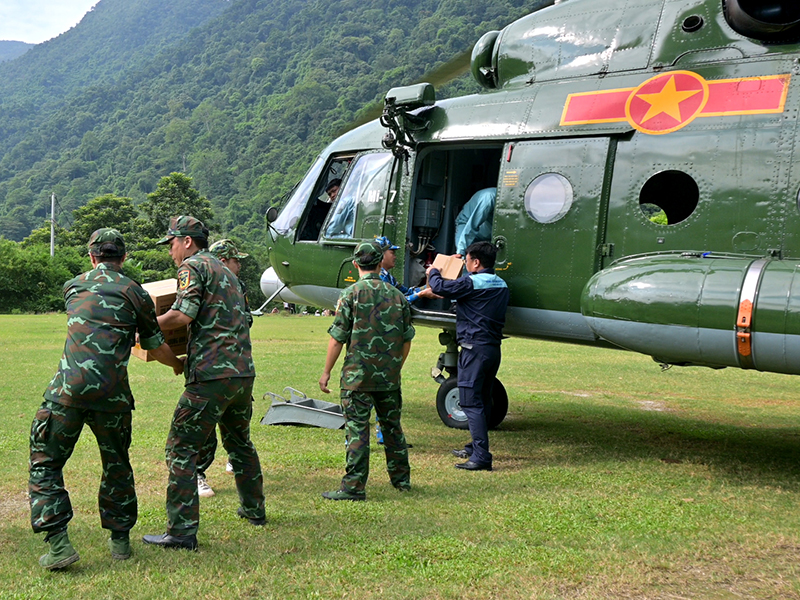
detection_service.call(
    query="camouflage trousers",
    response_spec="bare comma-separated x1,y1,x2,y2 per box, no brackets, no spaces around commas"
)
339,389,410,494
165,377,264,535
197,396,254,477
29,399,136,537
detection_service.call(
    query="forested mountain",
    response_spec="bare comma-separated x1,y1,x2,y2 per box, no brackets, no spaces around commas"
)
0,0,228,161
0,0,552,243
0,41,33,63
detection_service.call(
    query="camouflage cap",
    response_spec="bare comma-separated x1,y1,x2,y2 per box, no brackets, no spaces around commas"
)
156,215,209,245
352,240,384,267
375,235,399,251
88,228,126,257
209,239,249,260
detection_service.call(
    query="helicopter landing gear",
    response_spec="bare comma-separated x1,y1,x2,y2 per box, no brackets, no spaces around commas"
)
432,330,508,429
435,377,509,430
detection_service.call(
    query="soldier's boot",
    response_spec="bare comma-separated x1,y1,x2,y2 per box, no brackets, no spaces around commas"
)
321,489,366,501
39,530,80,570
109,533,131,560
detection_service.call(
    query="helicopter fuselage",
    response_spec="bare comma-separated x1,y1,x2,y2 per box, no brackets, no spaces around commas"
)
266,0,800,376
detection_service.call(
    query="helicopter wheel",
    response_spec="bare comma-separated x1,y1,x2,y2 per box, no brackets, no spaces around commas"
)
435,377,509,430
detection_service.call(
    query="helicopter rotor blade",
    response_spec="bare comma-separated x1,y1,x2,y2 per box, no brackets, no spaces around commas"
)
337,47,474,135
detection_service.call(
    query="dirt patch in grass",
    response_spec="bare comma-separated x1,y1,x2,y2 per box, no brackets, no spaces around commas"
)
0,491,28,520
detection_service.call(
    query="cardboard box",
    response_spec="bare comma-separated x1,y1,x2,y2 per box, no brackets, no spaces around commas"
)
431,253,463,280
131,278,188,361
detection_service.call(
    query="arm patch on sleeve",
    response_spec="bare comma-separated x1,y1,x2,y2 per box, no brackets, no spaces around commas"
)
178,269,191,290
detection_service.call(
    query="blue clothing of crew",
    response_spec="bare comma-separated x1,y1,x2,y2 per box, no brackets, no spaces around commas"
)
455,188,496,255
380,268,422,303
428,265,509,467
427,268,509,346
325,196,356,238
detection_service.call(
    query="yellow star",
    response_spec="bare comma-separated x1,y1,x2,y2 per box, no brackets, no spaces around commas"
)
636,76,701,123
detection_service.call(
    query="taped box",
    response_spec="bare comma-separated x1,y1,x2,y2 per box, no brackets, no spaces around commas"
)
430,253,463,280
131,278,188,361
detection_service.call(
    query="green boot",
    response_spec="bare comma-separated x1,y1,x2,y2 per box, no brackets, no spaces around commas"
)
39,531,79,570
321,489,366,501
109,535,131,560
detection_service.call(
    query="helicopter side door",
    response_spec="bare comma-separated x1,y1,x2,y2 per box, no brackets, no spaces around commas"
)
494,138,611,337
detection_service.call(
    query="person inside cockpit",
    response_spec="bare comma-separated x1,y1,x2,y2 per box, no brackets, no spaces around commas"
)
324,179,356,239
299,178,341,241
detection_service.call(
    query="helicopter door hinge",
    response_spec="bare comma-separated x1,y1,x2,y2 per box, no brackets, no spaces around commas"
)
598,243,614,257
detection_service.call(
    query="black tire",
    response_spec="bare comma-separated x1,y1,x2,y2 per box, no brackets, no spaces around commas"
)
436,377,468,429
487,379,508,430
435,377,509,430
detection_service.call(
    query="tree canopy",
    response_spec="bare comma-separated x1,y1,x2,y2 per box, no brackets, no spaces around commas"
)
0,0,554,247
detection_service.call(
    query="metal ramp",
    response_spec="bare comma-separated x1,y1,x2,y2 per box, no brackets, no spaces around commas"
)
260,387,345,429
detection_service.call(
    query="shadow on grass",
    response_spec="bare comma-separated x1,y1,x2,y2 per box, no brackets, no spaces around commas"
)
489,400,800,486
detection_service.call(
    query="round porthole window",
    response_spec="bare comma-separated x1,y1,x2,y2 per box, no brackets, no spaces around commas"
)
524,173,573,223
639,170,699,225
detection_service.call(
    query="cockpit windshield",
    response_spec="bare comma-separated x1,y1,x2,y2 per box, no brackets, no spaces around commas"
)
272,155,326,235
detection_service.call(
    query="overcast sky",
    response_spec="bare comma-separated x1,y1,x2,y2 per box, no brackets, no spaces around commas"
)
0,0,98,45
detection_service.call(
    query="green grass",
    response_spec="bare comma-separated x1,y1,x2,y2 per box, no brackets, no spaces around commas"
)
1,314,799,599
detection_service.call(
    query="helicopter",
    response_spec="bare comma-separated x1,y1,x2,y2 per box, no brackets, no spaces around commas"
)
262,0,800,430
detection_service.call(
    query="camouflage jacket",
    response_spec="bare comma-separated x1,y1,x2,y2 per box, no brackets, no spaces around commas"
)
328,273,415,391
44,262,165,412
172,250,255,383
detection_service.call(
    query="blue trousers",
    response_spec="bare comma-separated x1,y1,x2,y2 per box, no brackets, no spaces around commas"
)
457,344,501,466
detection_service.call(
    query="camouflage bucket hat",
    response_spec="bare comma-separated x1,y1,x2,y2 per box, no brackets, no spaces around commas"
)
353,240,384,267
209,239,249,260
156,215,209,245
88,228,126,257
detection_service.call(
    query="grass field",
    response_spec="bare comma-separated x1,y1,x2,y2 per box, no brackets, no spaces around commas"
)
1,313,799,599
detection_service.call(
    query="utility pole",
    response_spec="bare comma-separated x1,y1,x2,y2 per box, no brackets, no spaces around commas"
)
50,193,55,257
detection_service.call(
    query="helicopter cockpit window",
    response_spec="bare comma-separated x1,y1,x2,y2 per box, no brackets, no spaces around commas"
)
272,155,326,235
524,173,574,224
296,156,353,241
324,152,393,239
639,170,699,225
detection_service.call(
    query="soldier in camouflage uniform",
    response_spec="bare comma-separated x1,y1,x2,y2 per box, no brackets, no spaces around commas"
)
143,216,265,551
195,238,252,498
319,240,415,501
29,228,184,570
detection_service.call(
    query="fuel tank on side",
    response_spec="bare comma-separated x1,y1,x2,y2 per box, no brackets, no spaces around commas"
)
260,267,306,305
580,254,800,375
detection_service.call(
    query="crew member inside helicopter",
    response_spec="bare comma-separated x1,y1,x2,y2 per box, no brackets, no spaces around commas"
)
324,180,356,238
454,187,496,256
299,178,341,240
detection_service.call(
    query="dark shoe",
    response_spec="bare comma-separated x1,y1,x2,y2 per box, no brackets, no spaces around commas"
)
455,460,492,471
451,449,470,459
393,482,411,492
321,489,366,501
142,533,198,551
109,536,131,560
237,506,266,526
39,531,79,570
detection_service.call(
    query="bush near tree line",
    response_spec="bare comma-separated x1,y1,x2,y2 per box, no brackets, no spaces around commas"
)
0,173,268,313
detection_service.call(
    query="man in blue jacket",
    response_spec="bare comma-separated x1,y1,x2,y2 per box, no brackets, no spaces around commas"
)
426,241,509,471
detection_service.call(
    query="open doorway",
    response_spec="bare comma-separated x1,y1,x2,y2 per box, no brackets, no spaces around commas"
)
404,145,503,299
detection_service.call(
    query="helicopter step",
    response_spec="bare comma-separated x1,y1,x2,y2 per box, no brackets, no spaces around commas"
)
260,387,345,429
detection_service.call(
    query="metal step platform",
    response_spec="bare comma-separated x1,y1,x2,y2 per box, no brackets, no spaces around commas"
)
260,387,345,429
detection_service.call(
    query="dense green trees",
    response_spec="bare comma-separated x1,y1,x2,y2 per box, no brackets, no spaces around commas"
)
0,0,553,249
1,174,267,313
0,42,32,63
